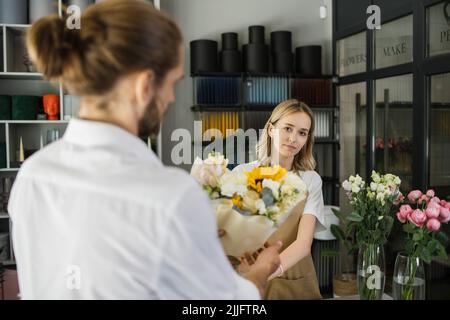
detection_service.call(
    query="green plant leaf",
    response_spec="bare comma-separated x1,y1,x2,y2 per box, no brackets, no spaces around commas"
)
347,212,363,222
331,208,345,222
422,249,432,264
436,231,450,246
403,223,416,234
413,232,423,242
330,224,345,241
436,242,448,259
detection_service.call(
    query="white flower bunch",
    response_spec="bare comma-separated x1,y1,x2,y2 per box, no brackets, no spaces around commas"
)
367,171,401,206
342,174,365,193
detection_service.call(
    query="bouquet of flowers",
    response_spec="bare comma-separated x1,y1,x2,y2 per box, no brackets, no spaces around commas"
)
191,152,308,258
394,189,449,299
341,171,403,247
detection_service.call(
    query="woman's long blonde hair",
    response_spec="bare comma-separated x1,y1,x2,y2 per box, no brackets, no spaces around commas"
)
256,99,316,171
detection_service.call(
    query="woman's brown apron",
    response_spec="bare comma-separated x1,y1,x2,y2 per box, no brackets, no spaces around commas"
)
265,197,322,300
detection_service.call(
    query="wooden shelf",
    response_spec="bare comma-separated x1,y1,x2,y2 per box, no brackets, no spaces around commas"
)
191,72,337,79
191,105,242,112
0,120,69,124
0,212,9,219
192,104,338,112
0,72,43,79
0,24,31,28
0,168,19,172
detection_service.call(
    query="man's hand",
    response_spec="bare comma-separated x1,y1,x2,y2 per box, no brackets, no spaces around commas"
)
218,229,226,238
241,241,282,298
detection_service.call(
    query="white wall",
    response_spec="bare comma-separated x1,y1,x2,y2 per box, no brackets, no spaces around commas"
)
160,0,333,169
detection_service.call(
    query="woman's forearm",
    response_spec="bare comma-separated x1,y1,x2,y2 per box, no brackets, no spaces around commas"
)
268,239,311,280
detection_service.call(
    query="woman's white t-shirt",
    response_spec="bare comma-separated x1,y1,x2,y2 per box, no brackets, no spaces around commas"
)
232,161,326,233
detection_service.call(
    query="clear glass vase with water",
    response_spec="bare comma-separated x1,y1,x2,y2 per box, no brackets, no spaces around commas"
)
357,243,385,300
393,252,425,300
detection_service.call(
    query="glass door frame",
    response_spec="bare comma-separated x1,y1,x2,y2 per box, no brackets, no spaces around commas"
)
333,0,450,191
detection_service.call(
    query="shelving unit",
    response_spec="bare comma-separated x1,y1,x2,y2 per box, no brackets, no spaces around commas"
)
191,72,340,205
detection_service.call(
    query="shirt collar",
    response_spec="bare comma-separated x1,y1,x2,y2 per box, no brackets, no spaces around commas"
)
63,118,162,166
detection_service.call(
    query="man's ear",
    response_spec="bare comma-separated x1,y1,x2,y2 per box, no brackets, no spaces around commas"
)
134,70,155,110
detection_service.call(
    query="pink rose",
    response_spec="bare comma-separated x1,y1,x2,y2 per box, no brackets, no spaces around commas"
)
400,204,413,215
397,212,407,223
425,206,440,219
407,190,423,203
408,209,427,227
439,207,450,223
397,205,412,223
430,196,441,204
426,189,435,198
426,218,441,232
440,200,448,207
427,200,441,210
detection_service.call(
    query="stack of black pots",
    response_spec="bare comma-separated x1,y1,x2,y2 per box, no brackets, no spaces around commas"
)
295,45,322,76
220,33,241,72
190,39,218,74
271,31,293,73
243,26,269,73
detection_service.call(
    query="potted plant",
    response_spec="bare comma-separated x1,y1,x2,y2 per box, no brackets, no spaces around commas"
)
322,207,358,298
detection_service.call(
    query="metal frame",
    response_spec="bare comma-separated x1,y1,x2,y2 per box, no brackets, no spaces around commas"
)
333,0,450,191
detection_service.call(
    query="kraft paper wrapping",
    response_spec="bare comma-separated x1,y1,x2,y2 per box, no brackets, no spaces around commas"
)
212,197,307,258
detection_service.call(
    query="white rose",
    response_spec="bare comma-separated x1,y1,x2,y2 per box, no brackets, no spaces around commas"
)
372,171,381,183
262,179,281,200
376,192,385,201
377,184,385,193
370,182,378,191
354,175,363,185
351,185,361,193
220,172,248,197
342,180,352,191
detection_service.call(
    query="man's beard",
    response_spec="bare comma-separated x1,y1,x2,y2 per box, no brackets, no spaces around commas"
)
138,98,166,138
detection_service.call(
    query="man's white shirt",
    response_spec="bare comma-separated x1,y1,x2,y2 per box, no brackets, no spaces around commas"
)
8,119,259,300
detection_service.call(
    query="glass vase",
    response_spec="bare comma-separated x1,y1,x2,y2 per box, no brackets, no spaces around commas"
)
392,252,425,300
357,243,385,300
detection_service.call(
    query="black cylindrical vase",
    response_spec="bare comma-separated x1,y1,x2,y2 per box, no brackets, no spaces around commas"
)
222,32,238,51
249,25,265,44
190,40,218,74
273,52,293,73
220,51,241,72
270,31,292,53
245,43,269,73
295,45,322,75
